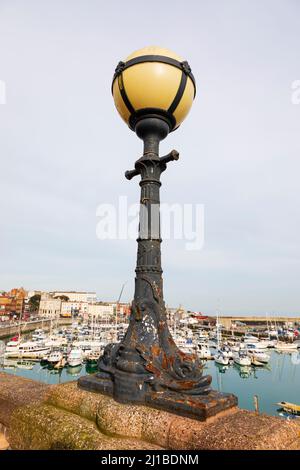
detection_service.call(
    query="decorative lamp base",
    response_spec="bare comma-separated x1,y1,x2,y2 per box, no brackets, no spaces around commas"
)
78,373,237,421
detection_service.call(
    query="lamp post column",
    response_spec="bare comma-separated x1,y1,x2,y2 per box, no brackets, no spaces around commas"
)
112,118,177,401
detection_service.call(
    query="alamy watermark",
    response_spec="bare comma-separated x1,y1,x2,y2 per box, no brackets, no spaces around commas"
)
291,80,300,104
0,80,6,104
96,196,204,251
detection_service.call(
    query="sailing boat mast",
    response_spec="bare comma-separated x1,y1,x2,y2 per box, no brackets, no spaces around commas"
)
115,282,127,342
216,310,220,350
18,309,22,342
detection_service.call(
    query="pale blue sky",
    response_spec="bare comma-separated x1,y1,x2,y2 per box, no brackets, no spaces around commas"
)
0,0,300,315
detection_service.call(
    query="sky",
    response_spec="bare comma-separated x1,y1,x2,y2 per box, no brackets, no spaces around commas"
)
0,0,299,315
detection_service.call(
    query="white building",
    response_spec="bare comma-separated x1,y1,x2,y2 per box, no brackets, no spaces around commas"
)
88,304,114,321
61,301,88,317
39,299,62,318
51,291,97,303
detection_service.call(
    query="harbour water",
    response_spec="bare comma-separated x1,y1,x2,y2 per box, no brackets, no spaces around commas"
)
1,349,300,418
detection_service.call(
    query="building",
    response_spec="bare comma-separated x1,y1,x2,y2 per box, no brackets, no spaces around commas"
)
88,303,114,321
37,291,129,321
9,287,27,298
0,288,26,319
38,298,62,318
60,301,88,318
51,291,97,303
0,296,13,318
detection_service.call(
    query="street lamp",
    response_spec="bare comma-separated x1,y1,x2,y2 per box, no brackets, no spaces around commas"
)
79,46,237,419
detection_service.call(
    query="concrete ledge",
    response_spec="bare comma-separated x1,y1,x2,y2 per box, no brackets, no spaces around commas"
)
0,372,51,427
0,372,299,450
9,404,161,450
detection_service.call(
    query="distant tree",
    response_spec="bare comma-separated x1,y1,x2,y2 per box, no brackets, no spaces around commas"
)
28,294,41,312
54,295,69,302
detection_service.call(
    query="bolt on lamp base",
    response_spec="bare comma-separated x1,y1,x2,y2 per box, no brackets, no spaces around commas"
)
78,373,237,421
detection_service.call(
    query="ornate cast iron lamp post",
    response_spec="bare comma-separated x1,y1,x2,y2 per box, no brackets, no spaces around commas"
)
79,46,237,419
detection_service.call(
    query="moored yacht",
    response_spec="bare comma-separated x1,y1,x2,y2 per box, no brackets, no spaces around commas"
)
5,340,21,358
48,349,64,367
246,346,270,364
174,336,197,354
197,342,211,359
244,334,259,343
32,329,46,342
86,349,101,365
214,311,229,365
6,341,50,359
245,340,269,350
233,350,251,366
275,341,298,351
67,348,83,367
219,344,233,358
214,351,229,366
18,342,50,359
45,337,68,348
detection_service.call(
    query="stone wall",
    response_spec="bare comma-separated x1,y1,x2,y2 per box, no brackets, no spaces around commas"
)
0,318,72,340
0,372,299,450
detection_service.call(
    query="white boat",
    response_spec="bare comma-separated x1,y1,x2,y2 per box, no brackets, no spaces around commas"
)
174,336,197,354
258,340,270,349
32,329,46,342
275,342,298,351
18,342,50,359
214,351,229,365
72,339,106,351
244,339,269,350
6,341,50,359
45,337,68,348
197,343,211,359
214,311,229,365
86,350,100,364
219,345,233,358
4,340,21,358
247,349,270,365
48,350,64,366
244,334,259,343
67,348,83,367
32,328,44,337
233,350,251,366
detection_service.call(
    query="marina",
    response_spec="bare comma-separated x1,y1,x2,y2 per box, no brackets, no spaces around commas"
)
1,320,299,420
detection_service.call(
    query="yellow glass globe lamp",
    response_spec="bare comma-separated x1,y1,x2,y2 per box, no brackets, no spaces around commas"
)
112,46,196,132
